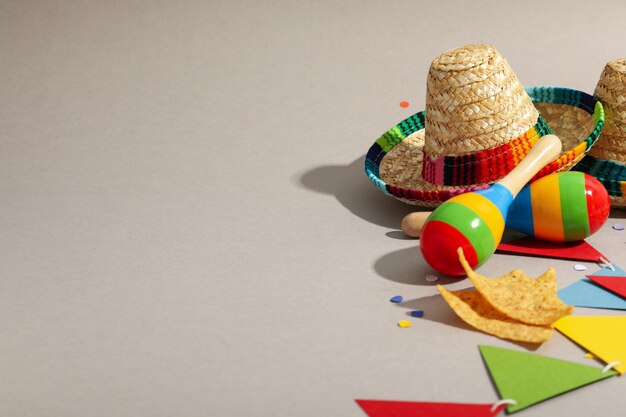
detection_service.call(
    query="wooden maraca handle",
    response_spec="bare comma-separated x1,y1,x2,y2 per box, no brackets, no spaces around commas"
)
497,134,562,197
402,212,430,237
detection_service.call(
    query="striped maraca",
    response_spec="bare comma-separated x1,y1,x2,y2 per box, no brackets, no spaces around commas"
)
420,135,562,276
506,171,610,241
403,172,610,242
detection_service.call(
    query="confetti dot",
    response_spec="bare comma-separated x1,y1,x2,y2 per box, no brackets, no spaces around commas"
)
410,310,424,318
390,295,403,303
613,224,624,231
399,101,410,108
574,264,587,271
398,320,412,328
425,274,439,282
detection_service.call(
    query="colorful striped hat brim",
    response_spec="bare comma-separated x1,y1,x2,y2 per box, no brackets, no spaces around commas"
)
365,87,604,207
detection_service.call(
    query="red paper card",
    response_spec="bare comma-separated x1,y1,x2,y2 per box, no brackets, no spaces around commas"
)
496,237,605,262
587,275,626,299
355,399,504,417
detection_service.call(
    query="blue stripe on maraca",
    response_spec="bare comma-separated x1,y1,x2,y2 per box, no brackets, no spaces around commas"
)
506,184,534,236
475,184,514,219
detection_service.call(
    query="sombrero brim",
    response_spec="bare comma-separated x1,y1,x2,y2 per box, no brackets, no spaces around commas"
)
365,86,604,206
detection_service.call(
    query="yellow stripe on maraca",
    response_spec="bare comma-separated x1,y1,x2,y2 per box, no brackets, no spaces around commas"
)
450,192,505,241
530,173,565,241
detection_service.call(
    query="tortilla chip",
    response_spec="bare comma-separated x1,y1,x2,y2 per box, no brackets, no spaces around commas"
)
437,285,554,343
457,248,573,326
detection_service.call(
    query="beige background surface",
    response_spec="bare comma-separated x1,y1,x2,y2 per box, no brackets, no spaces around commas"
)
2,1,626,416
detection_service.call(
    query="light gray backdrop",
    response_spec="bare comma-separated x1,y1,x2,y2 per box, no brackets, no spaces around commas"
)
1,1,626,416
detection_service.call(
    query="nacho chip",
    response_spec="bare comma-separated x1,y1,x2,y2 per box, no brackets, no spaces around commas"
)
457,248,573,326
437,285,554,343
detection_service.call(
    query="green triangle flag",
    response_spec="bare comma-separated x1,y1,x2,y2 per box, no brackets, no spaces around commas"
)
479,345,616,413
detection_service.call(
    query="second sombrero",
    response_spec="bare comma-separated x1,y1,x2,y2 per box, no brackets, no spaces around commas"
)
574,58,626,208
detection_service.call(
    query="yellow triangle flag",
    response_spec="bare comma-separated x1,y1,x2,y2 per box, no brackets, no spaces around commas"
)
555,316,626,374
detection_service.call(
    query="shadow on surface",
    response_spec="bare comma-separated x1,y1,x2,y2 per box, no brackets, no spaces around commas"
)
398,292,542,351
373,246,466,286
297,155,426,229
385,230,416,240
397,293,470,331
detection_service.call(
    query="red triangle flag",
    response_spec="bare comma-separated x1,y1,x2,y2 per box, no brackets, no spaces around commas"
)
587,275,626,299
355,399,505,417
496,237,605,262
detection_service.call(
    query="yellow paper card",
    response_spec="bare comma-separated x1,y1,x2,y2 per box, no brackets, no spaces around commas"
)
555,316,626,374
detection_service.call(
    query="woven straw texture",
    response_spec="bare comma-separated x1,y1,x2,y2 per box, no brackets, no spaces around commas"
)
364,44,604,206
371,44,551,206
574,58,626,208
424,45,538,158
365,87,604,206
591,59,626,164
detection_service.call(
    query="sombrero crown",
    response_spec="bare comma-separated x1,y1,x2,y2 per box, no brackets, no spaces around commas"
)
575,58,626,207
422,44,542,185
592,58,626,163
366,44,603,206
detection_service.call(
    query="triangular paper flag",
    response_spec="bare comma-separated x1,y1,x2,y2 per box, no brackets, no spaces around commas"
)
558,264,626,310
587,276,626,299
555,316,626,374
355,399,504,417
586,263,626,299
557,279,626,310
479,345,616,413
496,237,605,261
588,263,626,277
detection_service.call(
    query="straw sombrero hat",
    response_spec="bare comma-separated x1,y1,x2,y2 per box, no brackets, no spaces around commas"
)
573,58,626,208
365,44,604,207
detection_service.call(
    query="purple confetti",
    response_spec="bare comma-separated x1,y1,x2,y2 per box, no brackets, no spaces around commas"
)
390,295,403,303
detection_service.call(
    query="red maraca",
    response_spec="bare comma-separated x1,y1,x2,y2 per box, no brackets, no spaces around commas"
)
420,135,562,276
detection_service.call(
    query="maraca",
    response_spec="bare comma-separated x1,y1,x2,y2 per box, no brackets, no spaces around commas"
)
507,171,610,241
403,172,610,242
420,135,562,277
